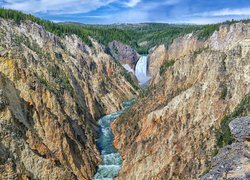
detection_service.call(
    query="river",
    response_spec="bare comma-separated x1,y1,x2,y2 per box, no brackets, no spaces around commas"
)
93,99,135,180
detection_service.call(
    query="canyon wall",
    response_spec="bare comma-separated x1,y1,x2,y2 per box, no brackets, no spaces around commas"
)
148,32,204,78
108,40,140,70
148,45,167,77
0,18,138,179
112,22,250,179
148,23,250,79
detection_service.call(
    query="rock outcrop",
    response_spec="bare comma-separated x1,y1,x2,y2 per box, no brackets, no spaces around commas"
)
108,40,140,70
201,116,250,179
148,32,204,78
0,18,138,179
229,116,250,142
112,22,250,180
148,45,167,77
167,32,204,60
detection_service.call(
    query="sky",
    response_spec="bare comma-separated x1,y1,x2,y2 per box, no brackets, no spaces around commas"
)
1,0,250,24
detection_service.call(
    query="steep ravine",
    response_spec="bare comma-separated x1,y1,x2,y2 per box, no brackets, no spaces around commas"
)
112,22,250,179
0,18,138,179
1,15,250,180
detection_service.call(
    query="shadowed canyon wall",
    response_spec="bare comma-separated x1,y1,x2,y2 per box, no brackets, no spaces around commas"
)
0,18,138,179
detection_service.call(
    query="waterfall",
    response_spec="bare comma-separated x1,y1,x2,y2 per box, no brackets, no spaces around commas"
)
135,55,150,85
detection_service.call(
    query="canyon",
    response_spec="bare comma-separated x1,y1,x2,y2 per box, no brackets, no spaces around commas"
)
0,10,250,180
112,22,250,179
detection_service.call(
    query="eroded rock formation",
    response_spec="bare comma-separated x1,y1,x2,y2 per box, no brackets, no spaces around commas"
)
0,18,138,179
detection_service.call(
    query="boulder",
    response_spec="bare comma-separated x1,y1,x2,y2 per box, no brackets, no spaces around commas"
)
229,116,250,142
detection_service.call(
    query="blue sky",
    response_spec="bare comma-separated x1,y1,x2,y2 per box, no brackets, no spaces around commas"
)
1,0,250,24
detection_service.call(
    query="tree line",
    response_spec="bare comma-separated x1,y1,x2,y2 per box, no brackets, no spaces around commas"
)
1,8,249,54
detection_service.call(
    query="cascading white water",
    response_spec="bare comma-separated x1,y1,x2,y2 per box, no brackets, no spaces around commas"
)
135,55,150,85
93,100,135,180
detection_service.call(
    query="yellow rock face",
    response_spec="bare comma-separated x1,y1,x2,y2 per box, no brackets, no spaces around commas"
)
148,45,167,77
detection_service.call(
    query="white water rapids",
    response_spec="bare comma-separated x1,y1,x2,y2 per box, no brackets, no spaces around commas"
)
93,100,135,180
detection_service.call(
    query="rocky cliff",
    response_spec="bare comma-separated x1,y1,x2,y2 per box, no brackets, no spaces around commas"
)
108,40,140,70
202,116,250,179
148,45,167,77
0,18,138,179
148,23,250,79
148,32,204,79
112,22,250,179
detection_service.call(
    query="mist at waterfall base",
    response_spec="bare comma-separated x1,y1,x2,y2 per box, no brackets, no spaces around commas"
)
135,56,151,85
93,100,135,180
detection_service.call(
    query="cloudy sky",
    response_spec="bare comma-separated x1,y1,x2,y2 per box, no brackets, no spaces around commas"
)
1,0,250,24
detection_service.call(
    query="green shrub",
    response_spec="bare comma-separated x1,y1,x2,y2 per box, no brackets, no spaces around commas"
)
121,70,139,90
160,60,175,75
192,47,209,58
220,86,228,100
197,24,220,40
48,65,74,95
216,94,250,148
55,52,63,60
37,75,58,94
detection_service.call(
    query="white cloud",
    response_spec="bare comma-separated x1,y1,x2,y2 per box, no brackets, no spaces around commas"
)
122,0,178,8
198,7,250,17
2,0,247,25
123,0,141,7
174,7,250,25
2,0,118,14
177,18,222,25
173,15,250,25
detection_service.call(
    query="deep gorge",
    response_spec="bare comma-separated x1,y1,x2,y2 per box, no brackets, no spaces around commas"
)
0,8,250,180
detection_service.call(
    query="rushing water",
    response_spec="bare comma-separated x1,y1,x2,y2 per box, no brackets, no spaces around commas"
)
135,55,151,85
93,99,135,180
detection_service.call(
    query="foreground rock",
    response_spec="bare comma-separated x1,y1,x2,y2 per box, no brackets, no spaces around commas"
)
0,18,138,179
201,117,250,179
112,22,250,179
229,116,250,142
